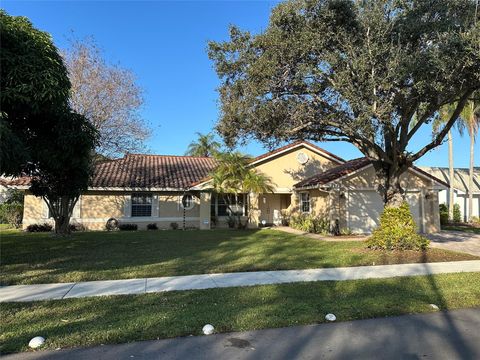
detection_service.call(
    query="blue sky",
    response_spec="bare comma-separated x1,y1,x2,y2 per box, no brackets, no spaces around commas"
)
3,0,478,168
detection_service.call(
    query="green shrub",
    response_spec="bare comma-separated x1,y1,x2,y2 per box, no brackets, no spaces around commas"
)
453,203,462,223
0,202,23,228
147,223,158,230
118,223,138,231
366,202,429,251
290,213,330,234
26,223,53,232
470,216,480,226
439,203,449,225
170,222,179,230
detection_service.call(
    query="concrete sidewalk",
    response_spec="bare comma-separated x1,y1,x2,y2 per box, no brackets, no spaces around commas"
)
4,308,480,360
1,260,480,302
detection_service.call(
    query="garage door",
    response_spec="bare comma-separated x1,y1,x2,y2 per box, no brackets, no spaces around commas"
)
347,190,421,234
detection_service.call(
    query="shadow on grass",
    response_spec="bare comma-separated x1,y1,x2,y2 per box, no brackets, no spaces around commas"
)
2,272,479,356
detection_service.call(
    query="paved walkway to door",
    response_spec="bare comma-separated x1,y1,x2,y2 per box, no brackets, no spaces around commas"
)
1,260,479,303
427,231,480,256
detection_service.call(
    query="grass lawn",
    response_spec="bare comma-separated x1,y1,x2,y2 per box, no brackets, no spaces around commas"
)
2,272,480,353
442,225,480,234
1,229,478,285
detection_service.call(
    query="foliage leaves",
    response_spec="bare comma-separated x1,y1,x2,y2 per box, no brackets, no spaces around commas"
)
208,0,480,204
366,202,429,250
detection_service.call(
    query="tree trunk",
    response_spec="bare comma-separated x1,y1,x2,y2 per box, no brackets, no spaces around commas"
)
45,195,78,235
54,214,71,235
372,161,407,208
448,130,455,221
468,131,474,222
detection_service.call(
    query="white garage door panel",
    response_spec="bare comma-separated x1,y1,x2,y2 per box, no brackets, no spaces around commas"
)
348,191,421,234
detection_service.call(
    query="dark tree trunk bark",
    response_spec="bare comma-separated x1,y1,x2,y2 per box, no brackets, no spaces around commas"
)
44,195,78,236
371,160,408,208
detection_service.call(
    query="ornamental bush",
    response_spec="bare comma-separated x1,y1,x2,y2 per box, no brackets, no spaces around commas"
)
290,214,330,234
439,203,449,225
118,223,137,231
366,202,429,251
453,203,462,223
0,202,23,228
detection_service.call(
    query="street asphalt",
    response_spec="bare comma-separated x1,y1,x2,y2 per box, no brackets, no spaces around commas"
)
4,308,480,360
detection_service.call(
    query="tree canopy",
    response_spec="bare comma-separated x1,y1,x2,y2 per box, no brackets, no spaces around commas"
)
0,10,71,175
185,132,222,157
63,38,150,158
1,11,98,234
209,0,480,206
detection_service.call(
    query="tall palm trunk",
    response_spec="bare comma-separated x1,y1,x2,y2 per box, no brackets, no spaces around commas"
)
468,129,474,222
448,130,455,221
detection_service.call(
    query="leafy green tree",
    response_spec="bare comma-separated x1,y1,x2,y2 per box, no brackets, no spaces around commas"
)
29,110,97,234
211,152,275,228
209,0,480,209
186,132,222,157
0,10,71,175
1,11,98,234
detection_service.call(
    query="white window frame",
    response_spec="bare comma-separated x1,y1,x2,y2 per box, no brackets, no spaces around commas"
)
131,193,153,217
300,192,311,213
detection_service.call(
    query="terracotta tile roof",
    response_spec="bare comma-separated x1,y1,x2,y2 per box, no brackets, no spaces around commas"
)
294,158,450,189
250,140,345,165
0,176,31,187
294,157,370,189
1,155,218,190
91,154,218,189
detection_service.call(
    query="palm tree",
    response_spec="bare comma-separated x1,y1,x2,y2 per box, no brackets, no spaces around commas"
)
211,152,274,228
459,92,480,222
185,132,221,157
434,104,461,221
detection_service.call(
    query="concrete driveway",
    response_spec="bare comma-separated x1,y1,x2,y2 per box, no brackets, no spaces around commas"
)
427,231,480,256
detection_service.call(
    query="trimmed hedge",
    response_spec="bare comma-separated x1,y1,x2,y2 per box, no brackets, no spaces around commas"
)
439,203,449,225
118,223,138,231
26,223,53,232
290,214,330,234
366,202,429,251
147,223,158,230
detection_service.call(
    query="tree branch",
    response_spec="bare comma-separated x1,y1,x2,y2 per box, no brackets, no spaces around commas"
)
410,90,473,162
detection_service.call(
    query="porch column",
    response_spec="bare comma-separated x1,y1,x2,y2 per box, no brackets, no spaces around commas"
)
199,192,211,230
248,192,260,228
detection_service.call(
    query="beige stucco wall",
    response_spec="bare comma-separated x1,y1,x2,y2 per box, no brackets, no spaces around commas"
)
22,190,202,231
302,166,441,234
253,147,341,190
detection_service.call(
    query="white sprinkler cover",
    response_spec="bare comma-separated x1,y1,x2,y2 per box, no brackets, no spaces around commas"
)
430,304,439,310
202,324,214,335
325,313,336,322
29,336,45,349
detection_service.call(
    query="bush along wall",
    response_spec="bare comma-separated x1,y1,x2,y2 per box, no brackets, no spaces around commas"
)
366,202,429,251
290,213,330,234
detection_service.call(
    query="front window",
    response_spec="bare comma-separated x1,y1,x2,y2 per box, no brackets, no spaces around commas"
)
300,192,310,213
211,193,247,216
131,193,152,217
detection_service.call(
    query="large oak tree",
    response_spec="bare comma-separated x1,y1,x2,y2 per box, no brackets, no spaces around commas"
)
209,0,480,207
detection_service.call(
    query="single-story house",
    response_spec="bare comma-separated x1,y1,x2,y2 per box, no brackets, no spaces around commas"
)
6,141,447,233
420,167,480,221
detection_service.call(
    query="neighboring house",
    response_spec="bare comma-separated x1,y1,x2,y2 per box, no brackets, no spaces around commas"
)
420,167,480,221
5,141,447,233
